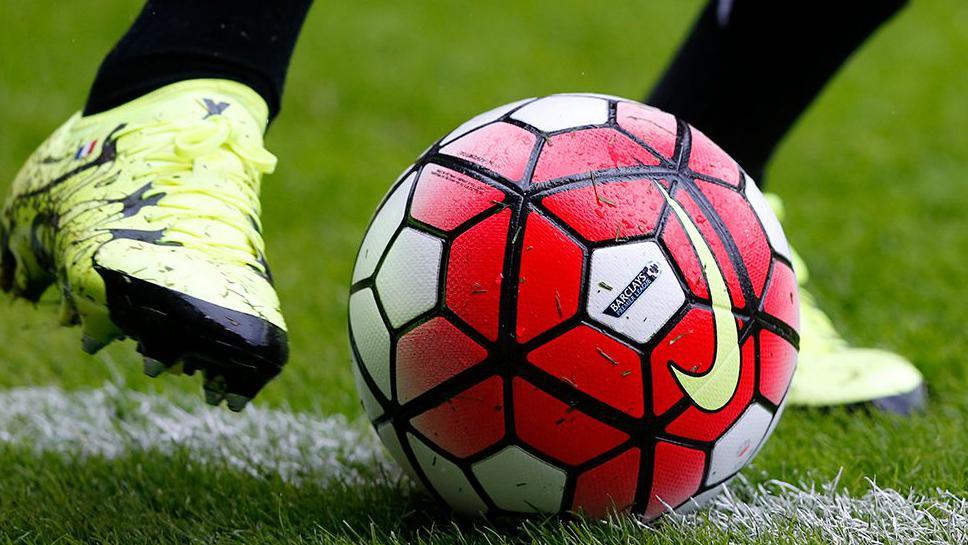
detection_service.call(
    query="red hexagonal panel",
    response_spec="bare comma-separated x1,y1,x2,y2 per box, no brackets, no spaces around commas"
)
540,178,666,242
688,126,740,186
571,448,641,518
513,377,629,466
664,334,756,442
446,209,510,341
644,441,705,519
531,128,661,185
410,164,506,232
439,122,537,183
527,325,644,418
762,260,800,331
759,329,798,405
661,211,710,300
396,317,488,404
516,211,584,343
672,186,747,309
616,102,678,159
650,307,716,417
411,375,504,458
697,180,771,299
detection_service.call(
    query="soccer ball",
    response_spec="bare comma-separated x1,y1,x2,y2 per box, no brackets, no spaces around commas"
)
348,94,799,519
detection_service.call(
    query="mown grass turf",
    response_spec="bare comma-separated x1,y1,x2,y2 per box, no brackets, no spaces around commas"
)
0,0,966,543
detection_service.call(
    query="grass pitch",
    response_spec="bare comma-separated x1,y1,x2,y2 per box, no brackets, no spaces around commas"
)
0,1,966,543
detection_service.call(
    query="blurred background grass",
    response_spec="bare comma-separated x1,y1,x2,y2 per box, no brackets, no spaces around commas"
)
0,0,966,495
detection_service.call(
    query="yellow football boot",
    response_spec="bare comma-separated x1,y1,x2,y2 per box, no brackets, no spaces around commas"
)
765,194,926,414
1,79,287,411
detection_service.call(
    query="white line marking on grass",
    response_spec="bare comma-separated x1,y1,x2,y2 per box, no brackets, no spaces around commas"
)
0,384,964,544
671,474,968,545
0,383,391,484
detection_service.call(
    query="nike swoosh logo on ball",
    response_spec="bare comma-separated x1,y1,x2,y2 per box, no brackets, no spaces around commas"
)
657,182,740,412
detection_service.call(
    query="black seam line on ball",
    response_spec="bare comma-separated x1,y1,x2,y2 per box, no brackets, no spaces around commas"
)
364,166,425,302
525,166,682,196
349,330,393,421
403,423,502,514
670,118,758,315
367,106,791,513
405,186,523,246
424,153,527,196
512,363,645,435
754,258,801,347
517,125,546,193
669,176,759,316
510,204,592,347
418,156,526,199
347,162,419,272
496,193,528,446
672,117,689,170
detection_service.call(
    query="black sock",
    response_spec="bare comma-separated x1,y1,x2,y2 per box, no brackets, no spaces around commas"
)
648,0,907,184
84,0,313,122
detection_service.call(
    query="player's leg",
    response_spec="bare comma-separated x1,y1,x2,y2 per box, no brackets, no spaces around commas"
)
647,0,925,413
648,0,908,184
1,0,312,410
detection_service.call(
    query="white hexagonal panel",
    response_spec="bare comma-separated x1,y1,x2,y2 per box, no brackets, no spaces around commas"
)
440,98,535,146
587,240,685,344
472,446,566,514
377,423,419,482
408,433,487,515
743,175,792,262
375,228,444,328
705,403,774,486
353,172,417,283
511,95,609,132
751,400,786,460
348,288,391,397
350,351,383,420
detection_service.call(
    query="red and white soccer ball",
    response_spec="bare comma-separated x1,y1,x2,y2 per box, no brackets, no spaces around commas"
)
348,94,799,520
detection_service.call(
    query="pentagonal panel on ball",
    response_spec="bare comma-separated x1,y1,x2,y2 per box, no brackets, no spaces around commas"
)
472,445,567,514
645,441,706,520
696,180,772,298
526,325,644,417
705,403,773,486
616,102,678,159
744,176,793,262
758,329,798,406
377,423,419,482
348,288,391,398
587,240,685,344
410,164,506,232
410,376,505,459
375,227,443,328
515,211,584,343
408,433,488,515
352,172,416,284
446,209,510,341
531,128,661,185
350,351,384,420
571,448,641,518
395,317,488,404
512,377,629,465
687,126,740,186
510,95,609,133
540,179,667,243
439,97,534,146
438,122,537,183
